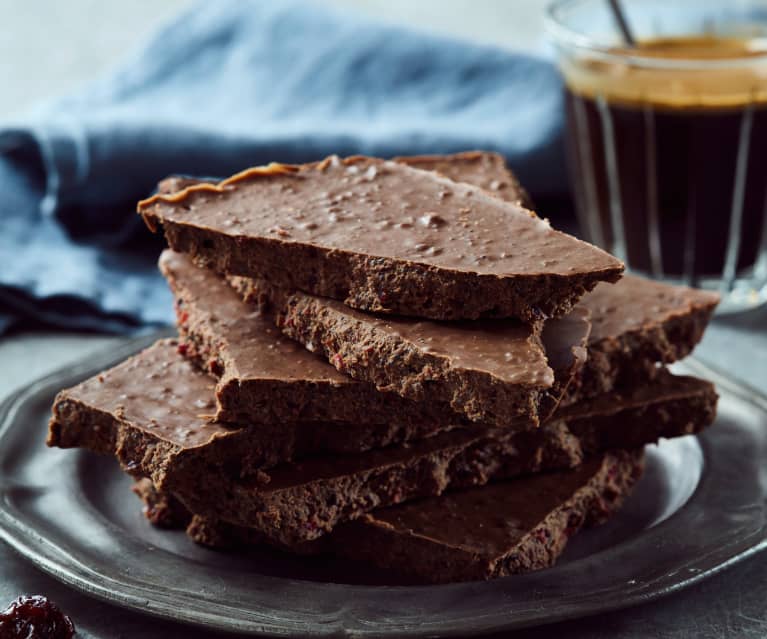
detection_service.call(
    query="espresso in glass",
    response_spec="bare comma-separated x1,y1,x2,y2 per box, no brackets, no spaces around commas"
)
549,0,767,312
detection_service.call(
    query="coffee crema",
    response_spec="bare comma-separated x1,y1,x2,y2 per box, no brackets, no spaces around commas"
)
564,35,767,280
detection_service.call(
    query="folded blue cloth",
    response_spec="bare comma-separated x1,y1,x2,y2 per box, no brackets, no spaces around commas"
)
0,0,566,334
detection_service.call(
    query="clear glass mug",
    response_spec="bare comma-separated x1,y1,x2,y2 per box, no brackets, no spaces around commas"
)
546,0,767,312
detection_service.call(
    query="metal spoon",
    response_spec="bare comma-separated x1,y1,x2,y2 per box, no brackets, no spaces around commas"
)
608,0,636,46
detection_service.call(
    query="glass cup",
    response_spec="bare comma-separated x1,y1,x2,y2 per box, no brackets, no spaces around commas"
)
546,0,767,312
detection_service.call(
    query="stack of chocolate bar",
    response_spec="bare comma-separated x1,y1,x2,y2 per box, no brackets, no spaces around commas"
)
48,153,719,583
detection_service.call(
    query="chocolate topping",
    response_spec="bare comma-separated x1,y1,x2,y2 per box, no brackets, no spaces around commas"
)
141,156,615,277
137,450,644,583
47,339,468,473
325,449,644,582
555,370,717,454
355,450,641,558
49,339,229,450
304,297,553,385
161,250,476,432
164,250,555,426
583,275,719,345
163,251,592,435
48,339,716,547
162,252,349,385
274,288,551,425
157,151,530,207
139,155,622,321
391,151,533,207
164,250,551,385
565,274,719,401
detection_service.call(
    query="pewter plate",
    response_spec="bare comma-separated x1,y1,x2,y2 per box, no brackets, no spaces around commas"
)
0,334,765,637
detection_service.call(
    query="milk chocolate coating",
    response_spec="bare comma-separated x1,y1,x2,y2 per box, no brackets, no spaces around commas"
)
139,155,622,321
267,285,550,425
566,275,719,401
161,250,465,431
227,264,718,421
135,450,644,583
48,340,716,547
158,150,532,208
47,339,470,475
47,339,582,546
390,151,533,207
557,369,718,452
163,250,590,437
162,250,556,427
585,274,719,344
327,449,644,583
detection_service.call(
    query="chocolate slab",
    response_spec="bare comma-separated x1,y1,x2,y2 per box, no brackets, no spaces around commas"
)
230,267,717,418
391,151,533,207
247,282,553,426
134,450,644,584
165,258,554,428
48,343,716,546
162,250,589,429
47,339,582,546
559,370,717,452
326,449,644,583
158,151,531,208
567,275,719,401
138,155,623,321
45,339,475,475
162,249,472,429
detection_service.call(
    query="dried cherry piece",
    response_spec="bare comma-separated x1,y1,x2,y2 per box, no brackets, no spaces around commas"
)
0,595,75,639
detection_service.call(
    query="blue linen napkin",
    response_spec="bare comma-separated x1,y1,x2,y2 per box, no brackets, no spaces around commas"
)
0,0,566,334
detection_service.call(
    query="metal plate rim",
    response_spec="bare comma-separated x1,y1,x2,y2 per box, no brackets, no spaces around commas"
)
0,332,764,638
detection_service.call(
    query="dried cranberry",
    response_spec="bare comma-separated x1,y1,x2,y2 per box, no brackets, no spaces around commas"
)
532,527,548,544
563,525,579,538
209,359,224,376
0,595,75,638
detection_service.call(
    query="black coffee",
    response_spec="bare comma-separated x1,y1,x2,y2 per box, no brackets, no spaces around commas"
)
564,36,767,281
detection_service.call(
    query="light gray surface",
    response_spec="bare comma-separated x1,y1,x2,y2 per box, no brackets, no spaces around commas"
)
1,0,766,636
0,0,190,120
0,0,549,120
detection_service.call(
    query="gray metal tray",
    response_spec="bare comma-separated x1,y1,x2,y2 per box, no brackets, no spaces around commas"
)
0,333,765,637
